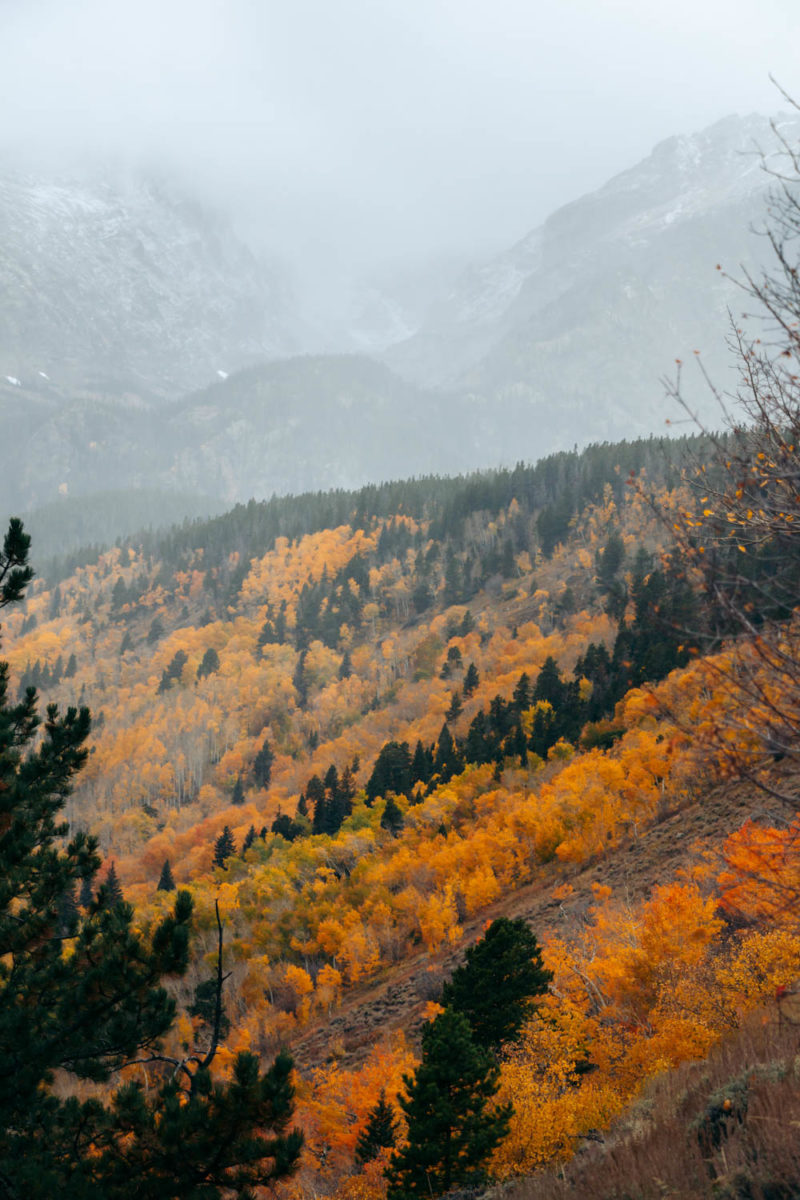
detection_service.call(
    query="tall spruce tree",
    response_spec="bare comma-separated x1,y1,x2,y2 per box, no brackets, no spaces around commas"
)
156,859,175,891
213,825,236,868
231,773,245,806
441,916,552,1050
385,1008,511,1199
0,519,304,1198
253,736,274,789
355,1090,398,1164
104,861,124,905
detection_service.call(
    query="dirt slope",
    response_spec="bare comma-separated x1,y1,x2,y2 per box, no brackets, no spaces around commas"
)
291,773,781,1070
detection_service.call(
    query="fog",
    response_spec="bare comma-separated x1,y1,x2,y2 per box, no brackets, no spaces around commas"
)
1,0,798,280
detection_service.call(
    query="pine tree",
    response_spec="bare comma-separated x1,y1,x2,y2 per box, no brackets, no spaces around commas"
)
380,795,404,837
157,859,175,891
104,861,124,905
512,671,531,711
196,646,220,680
0,518,305,1196
446,690,463,721
411,739,430,786
253,735,274,788
441,917,552,1050
57,884,79,937
532,656,563,708
338,649,353,679
385,1009,511,1199
366,741,412,804
307,775,327,834
433,722,461,783
355,1090,398,1164
147,615,164,644
232,773,245,805
79,870,95,908
213,825,236,869
293,649,309,708
242,824,256,854
463,661,479,696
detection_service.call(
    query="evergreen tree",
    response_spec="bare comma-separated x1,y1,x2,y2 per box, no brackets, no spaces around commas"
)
157,649,188,694
253,735,274,788
79,871,94,908
232,773,245,805
385,1009,511,1199
433,722,461,784
380,795,404,837
147,615,164,644
242,825,256,854
441,917,552,1050
111,577,128,611
596,528,625,589
274,599,288,643
411,739,430,786
463,662,479,696
355,1090,398,1164
213,825,236,869
271,812,302,842
156,859,175,892
293,649,309,708
307,774,327,834
446,690,463,721
512,671,531,711
411,580,433,614
339,764,357,814
366,741,413,804
196,646,220,680
0,518,304,1197
56,884,79,937
338,649,353,679
533,655,566,707
104,861,124,905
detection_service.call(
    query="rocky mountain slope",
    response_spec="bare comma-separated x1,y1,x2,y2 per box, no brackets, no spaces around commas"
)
385,113,800,450
0,166,301,399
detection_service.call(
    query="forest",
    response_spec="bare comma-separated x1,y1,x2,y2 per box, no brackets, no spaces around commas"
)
4,138,800,1200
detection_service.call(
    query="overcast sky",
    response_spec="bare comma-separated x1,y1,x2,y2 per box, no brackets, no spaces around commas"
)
2,0,799,279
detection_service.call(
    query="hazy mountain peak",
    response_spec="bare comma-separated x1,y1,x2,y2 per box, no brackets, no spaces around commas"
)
0,165,303,399
384,110,800,458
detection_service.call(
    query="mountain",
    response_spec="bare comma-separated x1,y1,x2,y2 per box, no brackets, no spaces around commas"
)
4,113,799,518
0,166,302,399
0,355,473,511
8,426,800,1196
385,113,800,451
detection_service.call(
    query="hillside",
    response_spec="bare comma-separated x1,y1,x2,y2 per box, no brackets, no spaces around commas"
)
6,425,800,1196
0,355,471,513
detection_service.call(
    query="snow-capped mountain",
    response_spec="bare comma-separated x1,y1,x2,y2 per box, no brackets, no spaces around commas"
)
0,167,303,399
3,113,799,519
385,113,800,453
